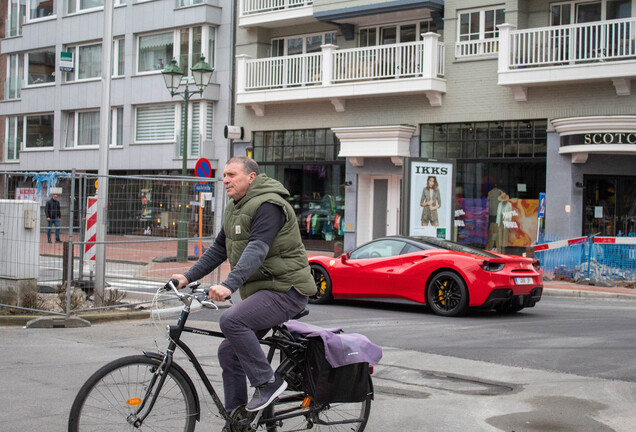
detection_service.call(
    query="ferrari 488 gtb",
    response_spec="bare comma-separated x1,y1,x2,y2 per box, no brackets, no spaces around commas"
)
308,236,543,317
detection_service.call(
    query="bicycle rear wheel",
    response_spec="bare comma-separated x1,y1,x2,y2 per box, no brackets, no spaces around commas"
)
264,392,371,432
68,354,197,432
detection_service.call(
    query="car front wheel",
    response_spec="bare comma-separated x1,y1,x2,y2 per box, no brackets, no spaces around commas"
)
309,264,334,305
426,271,469,317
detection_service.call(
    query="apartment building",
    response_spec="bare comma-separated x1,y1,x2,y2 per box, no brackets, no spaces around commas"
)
0,0,233,232
234,0,636,253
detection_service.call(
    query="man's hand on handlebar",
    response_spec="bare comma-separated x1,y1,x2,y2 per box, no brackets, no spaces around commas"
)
207,284,232,302
169,274,189,290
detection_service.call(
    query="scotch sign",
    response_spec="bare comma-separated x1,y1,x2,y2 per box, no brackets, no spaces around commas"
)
561,133,636,146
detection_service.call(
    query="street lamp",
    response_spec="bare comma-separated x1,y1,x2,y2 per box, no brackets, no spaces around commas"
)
162,55,214,262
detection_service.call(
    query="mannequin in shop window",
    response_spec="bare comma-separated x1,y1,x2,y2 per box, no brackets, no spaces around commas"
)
420,176,441,227
487,185,504,250
496,192,512,253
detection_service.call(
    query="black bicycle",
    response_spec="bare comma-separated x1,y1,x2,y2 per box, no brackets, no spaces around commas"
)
68,280,373,431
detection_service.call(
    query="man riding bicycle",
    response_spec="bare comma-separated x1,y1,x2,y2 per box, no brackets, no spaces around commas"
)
171,157,316,428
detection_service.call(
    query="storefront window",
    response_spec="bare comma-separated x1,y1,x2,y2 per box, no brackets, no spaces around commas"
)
421,120,548,253
254,129,345,250
583,175,636,237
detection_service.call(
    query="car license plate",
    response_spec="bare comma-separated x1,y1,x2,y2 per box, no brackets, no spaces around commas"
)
515,277,533,285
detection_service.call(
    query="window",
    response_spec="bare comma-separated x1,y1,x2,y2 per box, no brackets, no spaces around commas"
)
271,32,337,56
360,21,438,47
177,0,204,7
137,26,215,74
458,6,505,41
551,0,631,24
28,0,54,20
27,48,55,86
64,110,99,147
110,107,124,146
63,108,123,147
7,0,26,37
25,114,54,149
350,239,408,259
5,116,23,161
64,43,101,82
178,101,214,158
420,120,547,159
5,54,23,100
113,38,125,76
68,0,103,14
135,105,175,142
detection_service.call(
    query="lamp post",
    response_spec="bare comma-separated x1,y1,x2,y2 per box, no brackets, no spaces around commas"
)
162,55,214,262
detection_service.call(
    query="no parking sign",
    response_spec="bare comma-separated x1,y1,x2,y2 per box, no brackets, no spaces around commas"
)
195,158,212,179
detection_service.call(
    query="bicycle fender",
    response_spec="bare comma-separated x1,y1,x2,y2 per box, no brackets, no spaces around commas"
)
143,351,201,422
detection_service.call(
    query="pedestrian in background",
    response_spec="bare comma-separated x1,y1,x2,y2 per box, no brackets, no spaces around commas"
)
45,193,62,243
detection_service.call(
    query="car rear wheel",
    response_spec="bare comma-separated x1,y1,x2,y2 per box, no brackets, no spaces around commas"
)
426,271,469,317
309,264,333,305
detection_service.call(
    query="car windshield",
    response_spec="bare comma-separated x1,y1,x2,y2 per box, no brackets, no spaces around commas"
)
415,237,499,258
349,239,407,259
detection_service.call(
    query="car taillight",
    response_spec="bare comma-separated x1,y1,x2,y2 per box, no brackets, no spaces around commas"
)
532,260,541,271
481,260,505,271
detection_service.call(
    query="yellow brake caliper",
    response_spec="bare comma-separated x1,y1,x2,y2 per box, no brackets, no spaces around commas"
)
437,281,447,306
318,275,326,295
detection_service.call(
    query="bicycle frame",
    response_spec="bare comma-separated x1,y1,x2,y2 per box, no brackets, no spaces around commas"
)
131,285,368,431
131,286,311,430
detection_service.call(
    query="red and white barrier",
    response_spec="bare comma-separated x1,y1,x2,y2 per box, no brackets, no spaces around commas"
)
534,235,636,252
593,236,636,245
533,236,588,252
84,197,97,262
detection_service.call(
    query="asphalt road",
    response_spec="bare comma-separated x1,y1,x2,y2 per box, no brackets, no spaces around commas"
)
1,294,635,431
193,294,636,383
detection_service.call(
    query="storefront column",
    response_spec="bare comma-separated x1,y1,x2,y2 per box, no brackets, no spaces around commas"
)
545,130,583,239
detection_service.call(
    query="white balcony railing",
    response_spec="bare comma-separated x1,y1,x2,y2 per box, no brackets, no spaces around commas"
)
455,38,499,58
243,39,444,91
245,52,322,89
241,0,312,16
507,18,636,68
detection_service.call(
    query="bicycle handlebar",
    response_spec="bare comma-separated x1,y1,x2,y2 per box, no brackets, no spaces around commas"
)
161,279,231,302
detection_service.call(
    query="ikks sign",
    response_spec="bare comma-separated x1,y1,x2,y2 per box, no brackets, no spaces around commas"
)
402,158,455,240
561,133,636,146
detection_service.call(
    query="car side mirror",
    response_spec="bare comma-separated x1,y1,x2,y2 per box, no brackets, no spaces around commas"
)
340,252,349,264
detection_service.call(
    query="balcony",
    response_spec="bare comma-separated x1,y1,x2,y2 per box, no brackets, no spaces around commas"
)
236,34,446,116
238,0,314,28
498,19,636,101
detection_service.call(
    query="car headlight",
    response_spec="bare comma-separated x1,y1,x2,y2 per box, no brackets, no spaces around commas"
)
481,261,505,271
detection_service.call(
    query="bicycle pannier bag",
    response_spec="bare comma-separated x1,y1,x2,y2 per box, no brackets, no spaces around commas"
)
303,337,370,404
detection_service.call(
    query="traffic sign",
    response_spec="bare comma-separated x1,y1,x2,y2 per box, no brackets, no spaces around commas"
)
194,183,212,192
195,158,212,178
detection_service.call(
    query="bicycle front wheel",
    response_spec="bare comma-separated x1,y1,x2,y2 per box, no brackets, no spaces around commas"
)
265,392,372,432
68,354,197,432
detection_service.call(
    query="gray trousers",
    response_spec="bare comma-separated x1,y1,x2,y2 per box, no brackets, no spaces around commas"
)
218,288,308,412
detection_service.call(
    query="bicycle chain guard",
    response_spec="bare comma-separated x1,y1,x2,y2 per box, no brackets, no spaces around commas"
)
229,406,258,432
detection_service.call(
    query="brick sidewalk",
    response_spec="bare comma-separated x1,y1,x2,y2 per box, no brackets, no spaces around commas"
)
39,233,635,298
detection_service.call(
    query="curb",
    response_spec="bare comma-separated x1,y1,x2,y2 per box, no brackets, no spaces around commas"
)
0,300,234,327
0,310,151,327
543,288,636,301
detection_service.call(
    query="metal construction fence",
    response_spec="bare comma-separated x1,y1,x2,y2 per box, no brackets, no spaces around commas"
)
0,170,223,316
534,234,636,283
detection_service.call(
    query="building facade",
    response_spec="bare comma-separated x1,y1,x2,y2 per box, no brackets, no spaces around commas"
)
0,0,234,234
234,0,636,253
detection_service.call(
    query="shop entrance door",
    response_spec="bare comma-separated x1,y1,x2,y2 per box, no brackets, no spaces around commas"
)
583,175,636,236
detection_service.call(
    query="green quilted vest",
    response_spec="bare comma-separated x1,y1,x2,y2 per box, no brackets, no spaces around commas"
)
223,174,317,299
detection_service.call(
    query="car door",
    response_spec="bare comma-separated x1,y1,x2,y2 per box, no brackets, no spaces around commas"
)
331,239,407,297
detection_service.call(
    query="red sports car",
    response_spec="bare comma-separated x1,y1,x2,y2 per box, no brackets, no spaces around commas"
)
308,236,543,317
